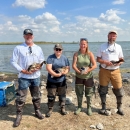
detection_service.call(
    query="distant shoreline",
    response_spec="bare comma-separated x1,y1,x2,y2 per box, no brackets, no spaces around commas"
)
0,41,129,45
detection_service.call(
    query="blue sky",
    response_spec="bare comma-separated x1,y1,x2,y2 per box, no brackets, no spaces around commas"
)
0,0,130,42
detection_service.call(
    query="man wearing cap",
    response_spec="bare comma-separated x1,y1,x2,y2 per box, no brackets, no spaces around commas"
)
46,44,70,117
96,31,125,116
11,29,45,127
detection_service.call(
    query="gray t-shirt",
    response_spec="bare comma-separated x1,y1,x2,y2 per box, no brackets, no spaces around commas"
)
47,54,70,83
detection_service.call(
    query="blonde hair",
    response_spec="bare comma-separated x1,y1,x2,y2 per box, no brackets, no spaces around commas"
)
79,40,91,55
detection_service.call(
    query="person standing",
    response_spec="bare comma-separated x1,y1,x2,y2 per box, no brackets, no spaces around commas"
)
46,44,70,117
11,29,45,127
96,31,125,115
72,38,97,116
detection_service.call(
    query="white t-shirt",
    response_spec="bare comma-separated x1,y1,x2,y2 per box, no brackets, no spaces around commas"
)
96,42,123,70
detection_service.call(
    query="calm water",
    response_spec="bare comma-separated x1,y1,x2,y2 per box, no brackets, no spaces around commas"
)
0,41,130,74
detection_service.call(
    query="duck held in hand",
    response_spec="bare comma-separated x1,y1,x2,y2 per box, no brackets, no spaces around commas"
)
27,61,46,72
51,66,68,78
105,59,125,68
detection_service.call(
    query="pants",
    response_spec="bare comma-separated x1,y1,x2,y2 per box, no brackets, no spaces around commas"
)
15,77,41,114
46,80,67,108
99,67,122,89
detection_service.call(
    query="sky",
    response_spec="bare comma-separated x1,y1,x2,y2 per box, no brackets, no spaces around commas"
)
0,0,130,42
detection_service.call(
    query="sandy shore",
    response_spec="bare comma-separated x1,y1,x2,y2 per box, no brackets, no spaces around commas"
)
0,70,130,130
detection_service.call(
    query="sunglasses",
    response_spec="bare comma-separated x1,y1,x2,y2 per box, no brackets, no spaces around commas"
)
108,49,115,53
29,46,32,54
108,43,115,53
55,48,62,51
80,38,88,41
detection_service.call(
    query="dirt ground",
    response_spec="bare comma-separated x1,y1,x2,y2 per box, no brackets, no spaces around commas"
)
0,73,130,130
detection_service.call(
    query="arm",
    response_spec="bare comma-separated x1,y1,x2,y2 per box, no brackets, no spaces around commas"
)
61,66,70,75
10,47,23,72
46,64,62,77
72,52,81,74
87,52,97,72
96,57,113,66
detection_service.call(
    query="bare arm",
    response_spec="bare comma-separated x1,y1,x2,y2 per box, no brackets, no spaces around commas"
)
72,52,81,74
61,66,70,75
46,64,62,77
87,52,97,72
96,57,113,66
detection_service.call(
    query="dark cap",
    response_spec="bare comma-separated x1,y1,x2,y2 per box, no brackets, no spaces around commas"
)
23,29,33,35
54,44,63,49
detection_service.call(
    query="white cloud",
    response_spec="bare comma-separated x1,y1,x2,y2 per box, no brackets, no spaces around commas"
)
0,9,129,42
6,21,18,31
94,29,100,33
99,9,125,24
12,0,47,10
6,21,13,26
9,26,18,31
18,15,32,22
112,0,125,5
34,12,60,25
0,25,3,30
50,27,60,33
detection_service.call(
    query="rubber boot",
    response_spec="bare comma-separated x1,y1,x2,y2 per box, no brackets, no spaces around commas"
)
59,96,67,115
33,98,44,119
74,85,84,115
98,86,108,115
99,95,106,113
112,88,125,116
74,96,82,115
116,96,124,115
13,101,24,127
86,96,92,116
61,105,67,115
46,108,53,117
31,87,44,119
46,96,55,117
85,87,94,116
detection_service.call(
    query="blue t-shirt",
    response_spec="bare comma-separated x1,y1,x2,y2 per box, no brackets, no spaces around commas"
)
47,54,70,83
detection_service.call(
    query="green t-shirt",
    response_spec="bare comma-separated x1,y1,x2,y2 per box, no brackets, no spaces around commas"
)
76,51,93,79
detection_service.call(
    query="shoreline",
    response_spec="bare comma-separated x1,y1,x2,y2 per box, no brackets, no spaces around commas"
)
0,68,130,83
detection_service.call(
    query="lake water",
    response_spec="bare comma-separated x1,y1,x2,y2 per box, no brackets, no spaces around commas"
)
0,41,130,74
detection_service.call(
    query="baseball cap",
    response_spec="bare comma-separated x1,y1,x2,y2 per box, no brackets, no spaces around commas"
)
23,29,33,35
54,44,63,49
108,30,117,35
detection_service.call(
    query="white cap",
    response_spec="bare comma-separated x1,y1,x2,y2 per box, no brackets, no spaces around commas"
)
108,30,117,35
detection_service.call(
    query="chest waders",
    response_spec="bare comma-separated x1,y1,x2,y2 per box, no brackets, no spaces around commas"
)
98,86,124,115
112,87,125,115
46,84,67,117
13,86,44,127
74,85,94,116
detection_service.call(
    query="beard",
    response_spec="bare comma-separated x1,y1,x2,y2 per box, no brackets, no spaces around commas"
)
108,38,115,44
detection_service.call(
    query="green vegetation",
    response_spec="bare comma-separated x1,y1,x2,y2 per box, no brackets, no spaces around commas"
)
0,41,78,45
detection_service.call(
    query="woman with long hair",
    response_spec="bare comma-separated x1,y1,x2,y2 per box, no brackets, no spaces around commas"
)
72,38,97,115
